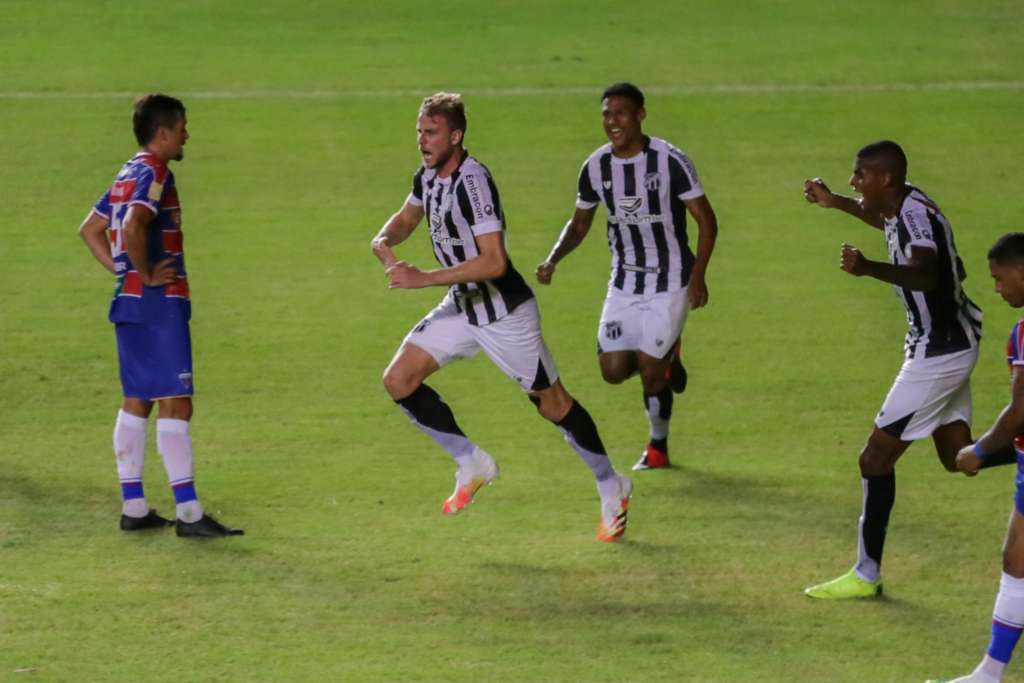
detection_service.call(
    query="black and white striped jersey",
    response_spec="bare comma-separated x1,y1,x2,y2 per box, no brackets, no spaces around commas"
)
407,152,533,326
884,184,982,359
576,136,705,295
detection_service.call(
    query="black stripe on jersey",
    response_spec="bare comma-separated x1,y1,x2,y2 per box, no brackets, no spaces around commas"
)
645,149,670,293
668,162,692,286
622,164,646,295
894,221,925,356
923,212,972,357
600,153,626,290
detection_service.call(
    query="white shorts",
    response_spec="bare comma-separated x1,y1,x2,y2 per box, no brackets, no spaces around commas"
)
597,287,690,358
875,346,978,441
402,295,559,393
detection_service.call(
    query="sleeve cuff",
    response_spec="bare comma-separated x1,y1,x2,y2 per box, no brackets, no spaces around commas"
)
470,220,503,236
576,199,599,210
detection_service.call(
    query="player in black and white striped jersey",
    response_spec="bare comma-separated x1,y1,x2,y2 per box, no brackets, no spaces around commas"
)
802,140,1008,600
372,92,632,542
537,83,720,471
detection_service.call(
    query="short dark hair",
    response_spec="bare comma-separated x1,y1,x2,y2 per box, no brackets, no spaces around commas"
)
602,82,645,110
988,233,1024,264
419,92,467,134
857,140,908,184
133,93,186,146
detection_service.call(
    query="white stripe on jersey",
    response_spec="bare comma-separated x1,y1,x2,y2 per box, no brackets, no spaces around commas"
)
884,185,982,359
407,153,533,327
576,136,704,295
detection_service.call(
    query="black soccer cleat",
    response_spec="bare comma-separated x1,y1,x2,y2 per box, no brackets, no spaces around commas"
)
175,514,245,538
120,509,175,531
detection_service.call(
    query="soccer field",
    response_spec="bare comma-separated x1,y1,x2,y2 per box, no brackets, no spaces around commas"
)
2,2,1024,681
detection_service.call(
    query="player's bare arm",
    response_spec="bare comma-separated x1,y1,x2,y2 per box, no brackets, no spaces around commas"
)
804,178,884,230
840,243,938,291
78,210,116,274
122,205,177,286
372,200,424,268
387,231,508,289
535,206,596,285
684,194,719,309
957,368,1024,474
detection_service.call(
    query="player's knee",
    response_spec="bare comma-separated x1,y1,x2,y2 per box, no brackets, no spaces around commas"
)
1003,552,1024,578
858,446,892,476
600,365,629,385
381,367,413,400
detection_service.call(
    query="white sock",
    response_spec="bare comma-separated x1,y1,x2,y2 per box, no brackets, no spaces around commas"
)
156,418,204,523
114,410,148,517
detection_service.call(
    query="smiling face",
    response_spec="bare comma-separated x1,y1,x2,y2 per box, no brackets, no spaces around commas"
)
990,258,1024,308
417,113,462,174
602,95,646,156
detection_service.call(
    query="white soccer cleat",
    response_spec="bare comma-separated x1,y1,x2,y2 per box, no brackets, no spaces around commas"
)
597,473,633,542
442,448,499,515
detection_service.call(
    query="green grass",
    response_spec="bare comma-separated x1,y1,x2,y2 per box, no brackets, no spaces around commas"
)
2,1,1024,681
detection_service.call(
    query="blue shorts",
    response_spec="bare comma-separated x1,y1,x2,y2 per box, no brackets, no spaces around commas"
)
115,318,194,400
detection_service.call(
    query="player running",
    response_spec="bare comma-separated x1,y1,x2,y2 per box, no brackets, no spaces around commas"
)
801,140,1002,599
372,92,631,542
78,94,242,537
536,82,719,471
926,233,1024,683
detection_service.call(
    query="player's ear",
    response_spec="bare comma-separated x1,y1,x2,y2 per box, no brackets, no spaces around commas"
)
638,108,647,122
450,128,463,146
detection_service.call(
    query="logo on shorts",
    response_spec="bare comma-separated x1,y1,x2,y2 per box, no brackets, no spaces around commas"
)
604,321,622,340
414,320,431,333
655,338,664,347
178,372,193,390
644,173,661,191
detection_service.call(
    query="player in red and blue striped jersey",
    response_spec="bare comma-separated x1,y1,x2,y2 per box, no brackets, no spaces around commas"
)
929,234,1024,683
78,94,241,538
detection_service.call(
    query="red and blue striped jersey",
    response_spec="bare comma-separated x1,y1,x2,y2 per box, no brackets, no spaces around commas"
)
92,152,189,323
1006,319,1024,451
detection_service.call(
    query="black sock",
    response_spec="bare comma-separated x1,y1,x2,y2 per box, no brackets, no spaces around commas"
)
556,401,607,455
856,472,896,580
395,384,466,437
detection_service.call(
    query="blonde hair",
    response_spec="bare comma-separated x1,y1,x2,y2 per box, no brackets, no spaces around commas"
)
419,92,467,133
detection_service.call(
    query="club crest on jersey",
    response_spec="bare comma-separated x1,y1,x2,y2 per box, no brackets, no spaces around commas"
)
643,173,661,191
604,321,622,340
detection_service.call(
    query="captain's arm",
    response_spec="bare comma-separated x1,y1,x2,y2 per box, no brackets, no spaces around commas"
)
387,231,508,289
78,209,116,274
372,199,424,267
844,244,938,291
804,178,884,230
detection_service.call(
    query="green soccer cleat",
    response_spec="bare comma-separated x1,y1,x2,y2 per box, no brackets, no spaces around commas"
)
804,569,882,599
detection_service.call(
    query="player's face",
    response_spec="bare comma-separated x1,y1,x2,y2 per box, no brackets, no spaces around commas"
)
602,96,645,153
848,157,885,205
990,259,1024,308
417,113,460,171
163,116,188,161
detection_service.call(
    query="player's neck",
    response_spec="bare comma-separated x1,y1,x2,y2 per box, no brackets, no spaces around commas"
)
140,145,171,165
879,185,910,219
611,134,647,159
435,147,465,178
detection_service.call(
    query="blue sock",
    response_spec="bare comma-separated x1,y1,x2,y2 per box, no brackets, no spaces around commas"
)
988,618,1024,663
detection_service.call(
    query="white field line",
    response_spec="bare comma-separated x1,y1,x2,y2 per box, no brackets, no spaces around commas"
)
1,81,1023,100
